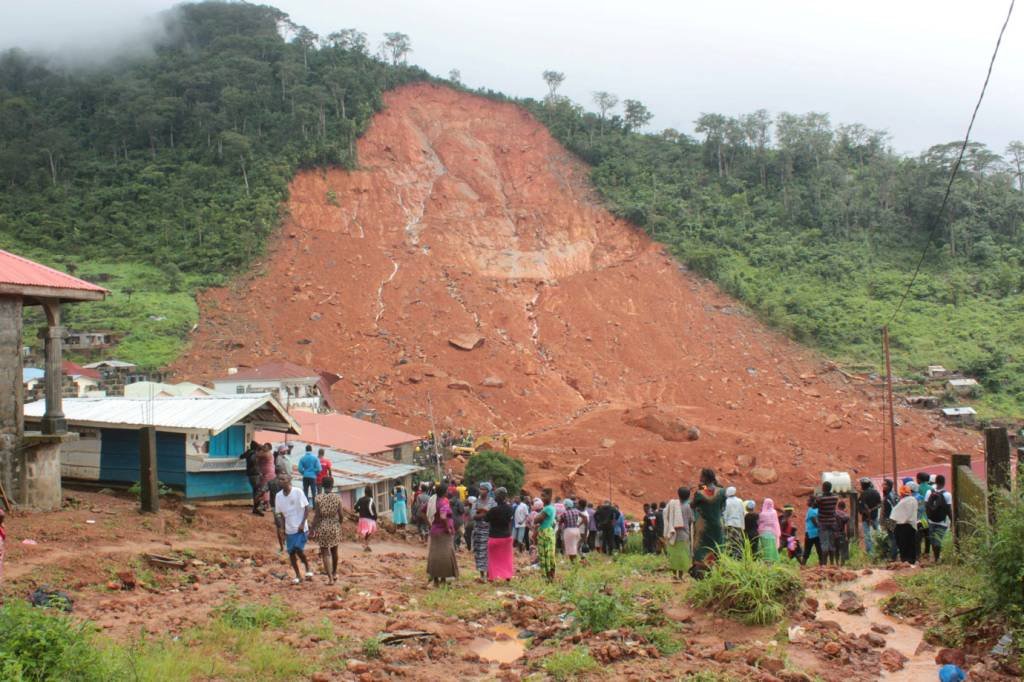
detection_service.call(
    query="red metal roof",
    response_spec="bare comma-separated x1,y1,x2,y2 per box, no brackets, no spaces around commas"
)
0,249,108,296
62,361,101,380
217,361,321,382
258,411,420,456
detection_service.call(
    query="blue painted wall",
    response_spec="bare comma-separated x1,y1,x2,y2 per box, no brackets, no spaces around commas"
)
99,428,185,486
208,425,245,457
185,471,250,499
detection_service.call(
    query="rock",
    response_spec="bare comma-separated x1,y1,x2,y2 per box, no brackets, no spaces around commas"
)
346,659,370,674
480,376,505,388
880,648,909,672
310,673,331,682
448,333,484,351
750,467,779,485
622,404,694,442
863,632,886,648
870,623,894,635
837,591,864,614
786,625,806,643
600,438,615,449
935,648,966,667
823,642,842,656
447,380,472,391
825,413,843,429
777,672,813,682
758,656,785,674
309,312,322,321
687,426,700,441
736,454,756,468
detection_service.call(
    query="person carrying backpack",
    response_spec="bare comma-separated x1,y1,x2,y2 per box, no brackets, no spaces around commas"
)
925,474,953,562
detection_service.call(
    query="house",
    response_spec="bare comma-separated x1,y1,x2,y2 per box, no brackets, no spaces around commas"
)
941,406,977,425
926,365,949,378
947,378,980,396
0,248,108,510
24,394,299,500
65,330,117,352
211,362,341,412
256,437,422,513
62,361,103,398
82,360,165,395
905,395,940,409
277,410,422,464
124,381,214,398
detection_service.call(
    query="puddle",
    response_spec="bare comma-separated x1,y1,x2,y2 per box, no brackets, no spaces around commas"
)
811,569,935,681
467,624,526,664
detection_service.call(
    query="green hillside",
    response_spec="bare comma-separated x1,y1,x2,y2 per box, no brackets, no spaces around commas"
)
1,1,1021,417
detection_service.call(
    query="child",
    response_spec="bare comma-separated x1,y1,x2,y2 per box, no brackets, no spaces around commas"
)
835,500,850,565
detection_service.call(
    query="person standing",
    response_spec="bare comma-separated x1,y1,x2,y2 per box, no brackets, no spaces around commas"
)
882,479,899,561
560,499,584,564
298,445,322,507
427,486,459,586
391,486,409,528
743,500,760,551
354,487,378,552
925,474,953,563
779,505,798,558
758,499,782,562
691,468,726,563
915,472,933,558
654,502,666,554
801,498,822,565
485,487,516,581
723,487,745,558
536,489,557,582
450,491,466,551
890,483,919,564
240,441,264,516
587,501,599,552
594,500,617,555
274,475,313,584
513,495,530,552
641,504,657,554
257,444,275,512
577,499,590,555
663,487,694,578
815,481,839,565
310,477,343,585
834,501,851,565
316,448,332,495
857,478,881,555
471,483,496,581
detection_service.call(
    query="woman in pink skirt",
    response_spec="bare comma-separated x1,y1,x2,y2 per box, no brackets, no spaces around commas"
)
559,499,583,563
354,487,377,552
484,487,516,581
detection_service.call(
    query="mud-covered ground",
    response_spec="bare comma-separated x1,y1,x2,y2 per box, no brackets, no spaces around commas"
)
4,490,1016,681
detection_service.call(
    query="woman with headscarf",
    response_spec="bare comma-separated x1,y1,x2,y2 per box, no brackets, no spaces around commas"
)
310,477,343,584
536,488,557,581
691,468,726,562
427,485,459,586
391,486,408,528
485,487,516,581
663,486,694,579
355,487,377,552
758,498,782,562
743,500,760,550
528,498,543,565
723,487,745,558
471,483,496,580
890,483,919,564
560,499,584,563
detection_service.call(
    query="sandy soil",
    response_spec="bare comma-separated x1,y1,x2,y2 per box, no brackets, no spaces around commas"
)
170,82,982,513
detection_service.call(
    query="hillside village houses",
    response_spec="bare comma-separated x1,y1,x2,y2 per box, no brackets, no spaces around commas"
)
211,361,341,412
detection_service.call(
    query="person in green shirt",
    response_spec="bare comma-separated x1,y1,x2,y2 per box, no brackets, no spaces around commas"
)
536,488,557,582
691,468,726,563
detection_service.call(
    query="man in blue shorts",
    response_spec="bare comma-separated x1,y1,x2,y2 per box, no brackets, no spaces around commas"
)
274,475,313,584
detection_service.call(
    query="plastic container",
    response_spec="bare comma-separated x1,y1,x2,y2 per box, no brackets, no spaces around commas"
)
820,471,852,493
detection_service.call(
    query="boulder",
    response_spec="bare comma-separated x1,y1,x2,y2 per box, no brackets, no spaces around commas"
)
622,405,694,442
750,467,779,485
687,426,701,441
481,376,505,388
736,454,756,468
447,380,472,391
600,438,616,449
825,413,843,429
935,648,966,667
309,312,322,321
880,648,908,672
837,590,864,614
823,642,842,656
863,632,886,648
448,333,484,351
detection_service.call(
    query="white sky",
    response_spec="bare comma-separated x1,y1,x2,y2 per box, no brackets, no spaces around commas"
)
1,0,1020,155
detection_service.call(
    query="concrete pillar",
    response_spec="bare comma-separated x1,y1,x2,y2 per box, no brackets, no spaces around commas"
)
0,295,23,506
39,300,66,435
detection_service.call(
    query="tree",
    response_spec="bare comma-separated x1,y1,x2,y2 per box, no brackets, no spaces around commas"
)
592,91,618,133
381,32,412,65
326,28,367,53
622,99,652,132
542,70,565,102
1007,141,1024,191
448,68,462,86
463,451,526,496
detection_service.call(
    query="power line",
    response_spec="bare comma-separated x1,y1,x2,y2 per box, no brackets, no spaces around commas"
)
885,0,1015,327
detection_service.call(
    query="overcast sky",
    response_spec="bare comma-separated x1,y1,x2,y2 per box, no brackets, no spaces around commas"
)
1,0,1020,155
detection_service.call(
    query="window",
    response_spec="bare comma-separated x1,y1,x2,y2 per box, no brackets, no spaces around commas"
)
235,385,245,394
393,447,402,462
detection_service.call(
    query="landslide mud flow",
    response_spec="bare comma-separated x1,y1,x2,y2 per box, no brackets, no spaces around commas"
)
176,83,980,506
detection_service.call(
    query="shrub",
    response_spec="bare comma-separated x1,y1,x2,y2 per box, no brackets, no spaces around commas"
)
688,545,803,625
361,636,382,659
213,599,293,630
0,600,119,681
976,489,1024,617
463,450,525,495
573,591,624,632
541,646,598,680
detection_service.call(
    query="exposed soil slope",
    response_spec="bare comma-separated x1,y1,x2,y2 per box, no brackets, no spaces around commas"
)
174,83,980,507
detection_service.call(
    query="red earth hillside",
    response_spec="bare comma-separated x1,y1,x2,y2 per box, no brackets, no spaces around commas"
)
172,83,981,510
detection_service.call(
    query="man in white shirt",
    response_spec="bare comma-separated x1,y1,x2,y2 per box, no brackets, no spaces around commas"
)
513,495,530,551
275,475,313,583
925,474,954,563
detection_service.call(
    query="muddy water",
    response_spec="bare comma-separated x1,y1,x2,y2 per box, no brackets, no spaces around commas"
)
811,569,934,681
467,624,525,664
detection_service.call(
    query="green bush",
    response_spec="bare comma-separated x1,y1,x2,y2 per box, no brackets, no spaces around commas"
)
0,600,119,681
540,646,598,680
213,599,294,630
463,450,526,495
976,489,1024,618
572,591,624,632
688,545,803,625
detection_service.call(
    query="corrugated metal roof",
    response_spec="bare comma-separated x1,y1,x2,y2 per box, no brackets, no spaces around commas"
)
83,360,136,369
23,368,45,382
272,411,420,455
25,395,300,435
0,249,108,295
213,362,320,382
257,436,422,490
942,407,977,416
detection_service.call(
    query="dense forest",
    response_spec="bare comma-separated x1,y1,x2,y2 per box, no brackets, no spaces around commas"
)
0,1,1021,416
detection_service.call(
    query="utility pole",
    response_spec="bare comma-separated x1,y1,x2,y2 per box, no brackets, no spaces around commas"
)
427,395,442,482
882,326,898,480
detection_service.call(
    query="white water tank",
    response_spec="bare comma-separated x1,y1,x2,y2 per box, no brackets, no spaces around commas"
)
821,471,852,493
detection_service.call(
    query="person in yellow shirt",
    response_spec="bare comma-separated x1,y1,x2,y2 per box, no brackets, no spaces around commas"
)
456,481,468,502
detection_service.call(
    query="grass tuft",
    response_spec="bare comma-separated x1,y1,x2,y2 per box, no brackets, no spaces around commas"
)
687,545,803,625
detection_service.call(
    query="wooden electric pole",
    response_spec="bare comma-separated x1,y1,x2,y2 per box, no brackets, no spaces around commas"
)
139,426,159,513
882,326,898,480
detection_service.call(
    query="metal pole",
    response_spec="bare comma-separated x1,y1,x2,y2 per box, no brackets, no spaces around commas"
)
880,341,888,483
883,326,898,480
427,395,441,482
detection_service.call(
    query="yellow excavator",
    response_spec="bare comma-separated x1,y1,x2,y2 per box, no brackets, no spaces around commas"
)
451,433,512,457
